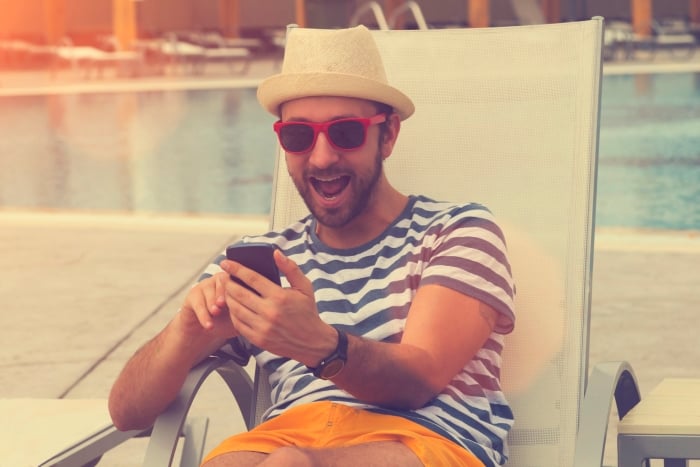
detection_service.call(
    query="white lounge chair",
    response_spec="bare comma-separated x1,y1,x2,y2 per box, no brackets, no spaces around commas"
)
51,37,142,78
143,33,251,75
148,17,643,467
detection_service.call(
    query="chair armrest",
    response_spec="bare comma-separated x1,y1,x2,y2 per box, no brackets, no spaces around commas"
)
572,361,641,467
39,423,145,467
212,358,257,430
142,356,254,466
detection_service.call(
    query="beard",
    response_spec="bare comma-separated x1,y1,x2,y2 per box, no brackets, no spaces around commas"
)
291,149,384,229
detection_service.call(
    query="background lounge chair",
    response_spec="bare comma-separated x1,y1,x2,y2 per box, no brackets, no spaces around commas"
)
140,32,252,75
51,37,142,78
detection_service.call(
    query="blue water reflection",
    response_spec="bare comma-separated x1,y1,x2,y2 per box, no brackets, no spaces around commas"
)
0,88,277,215
597,72,700,230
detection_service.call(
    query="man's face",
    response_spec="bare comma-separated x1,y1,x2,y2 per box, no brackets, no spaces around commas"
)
279,96,388,229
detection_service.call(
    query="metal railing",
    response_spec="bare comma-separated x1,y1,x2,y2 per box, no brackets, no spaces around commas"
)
387,1,429,30
349,1,390,30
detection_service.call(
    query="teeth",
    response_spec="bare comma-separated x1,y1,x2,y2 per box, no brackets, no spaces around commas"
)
314,176,342,182
311,175,348,201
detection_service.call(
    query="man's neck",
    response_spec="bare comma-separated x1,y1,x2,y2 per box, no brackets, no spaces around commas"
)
316,191,409,250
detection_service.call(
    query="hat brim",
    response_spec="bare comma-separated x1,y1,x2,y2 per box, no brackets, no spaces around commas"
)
257,72,415,121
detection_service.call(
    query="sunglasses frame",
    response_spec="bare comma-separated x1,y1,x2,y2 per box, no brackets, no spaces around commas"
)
273,113,387,155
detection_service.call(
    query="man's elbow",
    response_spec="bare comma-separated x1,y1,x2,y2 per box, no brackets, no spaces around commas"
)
405,388,439,410
402,374,452,409
384,382,439,411
108,396,155,432
109,409,154,432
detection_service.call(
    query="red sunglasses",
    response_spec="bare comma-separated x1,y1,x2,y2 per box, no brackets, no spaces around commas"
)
273,114,387,155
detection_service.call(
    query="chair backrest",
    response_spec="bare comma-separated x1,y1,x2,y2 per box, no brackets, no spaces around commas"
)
264,19,604,466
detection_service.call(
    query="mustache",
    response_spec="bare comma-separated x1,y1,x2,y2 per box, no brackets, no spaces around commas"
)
304,168,350,179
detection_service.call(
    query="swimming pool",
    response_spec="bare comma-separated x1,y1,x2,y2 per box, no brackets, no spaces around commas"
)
0,88,277,215
1,72,699,230
597,72,700,231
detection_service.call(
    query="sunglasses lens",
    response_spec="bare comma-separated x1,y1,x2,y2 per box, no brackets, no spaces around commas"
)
328,120,366,150
279,123,315,153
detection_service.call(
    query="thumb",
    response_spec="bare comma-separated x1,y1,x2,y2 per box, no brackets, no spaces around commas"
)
274,250,313,296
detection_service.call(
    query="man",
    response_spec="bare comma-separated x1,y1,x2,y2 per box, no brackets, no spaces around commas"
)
109,25,515,467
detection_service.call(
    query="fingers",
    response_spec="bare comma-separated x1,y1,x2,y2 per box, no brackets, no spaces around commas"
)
211,274,228,316
218,252,325,359
181,273,228,331
219,252,315,327
273,250,314,297
219,250,310,297
221,259,277,298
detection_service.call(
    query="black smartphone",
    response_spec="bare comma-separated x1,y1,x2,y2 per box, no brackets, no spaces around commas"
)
225,243,281,295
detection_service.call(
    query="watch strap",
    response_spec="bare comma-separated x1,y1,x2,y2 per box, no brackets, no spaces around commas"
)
307,328,348,379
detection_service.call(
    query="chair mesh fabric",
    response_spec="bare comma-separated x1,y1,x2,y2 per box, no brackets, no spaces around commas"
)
265,20,603,467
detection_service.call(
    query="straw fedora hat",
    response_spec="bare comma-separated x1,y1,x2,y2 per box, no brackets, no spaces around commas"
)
257,25,415,121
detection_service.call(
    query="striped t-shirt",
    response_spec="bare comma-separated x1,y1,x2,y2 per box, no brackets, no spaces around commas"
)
201,195,516,466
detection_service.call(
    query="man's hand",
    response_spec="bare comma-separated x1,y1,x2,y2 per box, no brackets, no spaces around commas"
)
176,272,239,344
109,272,239,432
220,250,337,367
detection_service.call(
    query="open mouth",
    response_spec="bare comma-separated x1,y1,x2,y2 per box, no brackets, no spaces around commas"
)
310,175,351,200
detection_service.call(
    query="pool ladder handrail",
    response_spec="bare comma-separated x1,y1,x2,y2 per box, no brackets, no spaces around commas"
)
387,1,429,30
349,1,390,30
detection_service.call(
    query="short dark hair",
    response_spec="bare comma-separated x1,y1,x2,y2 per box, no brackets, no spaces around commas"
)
372,101,394,116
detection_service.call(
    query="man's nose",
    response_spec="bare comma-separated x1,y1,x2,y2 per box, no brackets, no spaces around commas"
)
308,132,340,169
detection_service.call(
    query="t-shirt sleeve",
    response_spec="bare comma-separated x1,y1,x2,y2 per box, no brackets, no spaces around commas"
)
419,205,515,334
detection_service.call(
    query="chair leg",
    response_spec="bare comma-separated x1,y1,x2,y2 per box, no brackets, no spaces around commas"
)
180,417,210,467
81,458,101,467
664,459,689,467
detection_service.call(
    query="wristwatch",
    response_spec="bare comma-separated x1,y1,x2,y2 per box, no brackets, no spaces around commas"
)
307,328,348,380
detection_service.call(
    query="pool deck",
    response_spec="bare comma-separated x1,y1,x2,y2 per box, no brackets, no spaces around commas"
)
1,210,699,465
1,51,700,465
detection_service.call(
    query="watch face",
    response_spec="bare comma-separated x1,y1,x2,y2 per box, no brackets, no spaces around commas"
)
320,359,345,379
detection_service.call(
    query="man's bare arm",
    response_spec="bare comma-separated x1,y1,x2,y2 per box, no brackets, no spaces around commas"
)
330,284,497,409
109,322,199,430
109,273,237,430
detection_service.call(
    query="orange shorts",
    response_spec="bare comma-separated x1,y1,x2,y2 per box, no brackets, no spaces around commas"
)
203,401,484,466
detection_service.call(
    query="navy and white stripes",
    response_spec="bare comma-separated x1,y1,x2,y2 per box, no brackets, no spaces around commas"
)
200,195,515,466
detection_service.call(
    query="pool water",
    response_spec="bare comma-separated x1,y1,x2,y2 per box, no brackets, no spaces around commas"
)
0,88,277,215
1,72,699,230
597,72,700,230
